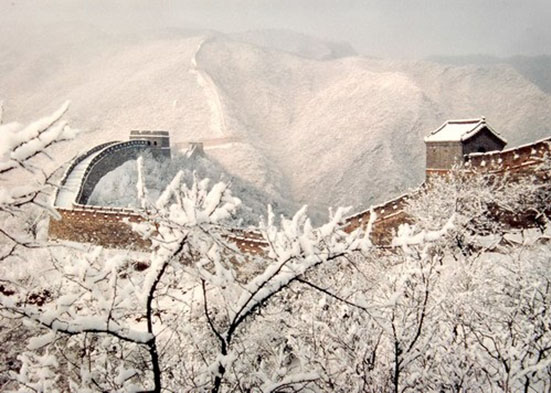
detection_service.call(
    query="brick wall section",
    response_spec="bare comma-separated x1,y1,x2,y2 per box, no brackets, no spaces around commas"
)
465,137,551,174
48,207,271,253
344,194,413,245
49,207,150,250
346,138,550,245
129,130,170,150
54,142,119,205
225,231,268,255
425,127,507,170
77,141,154,205
49,138,551,251
426,142,464,170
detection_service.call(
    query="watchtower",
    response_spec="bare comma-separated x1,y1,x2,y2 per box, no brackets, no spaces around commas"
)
424,117,507,174
129,130,171,158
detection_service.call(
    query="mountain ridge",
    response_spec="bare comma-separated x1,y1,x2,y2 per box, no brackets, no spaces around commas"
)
1,29,550,215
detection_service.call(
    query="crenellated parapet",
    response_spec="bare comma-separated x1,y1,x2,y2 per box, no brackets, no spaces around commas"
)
54,141,119,207
55,133,171,208
464,137,551,175
49,207,149,250
129,130,171,158
76,140,156,204
48,205,271,253
48,125,550,252
347,135,550,245
344,193,413,245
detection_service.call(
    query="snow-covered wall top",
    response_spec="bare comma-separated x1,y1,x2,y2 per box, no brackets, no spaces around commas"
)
55,138,167,208
55,141,119,208
49,135,550,250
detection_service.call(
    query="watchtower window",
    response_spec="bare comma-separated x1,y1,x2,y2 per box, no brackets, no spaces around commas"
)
154,141,157,146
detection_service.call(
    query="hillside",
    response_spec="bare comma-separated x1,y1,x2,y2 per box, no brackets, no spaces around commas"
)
429,54,551,95
1,28,551,217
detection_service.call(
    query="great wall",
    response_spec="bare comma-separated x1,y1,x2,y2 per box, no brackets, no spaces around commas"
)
48,119,551,253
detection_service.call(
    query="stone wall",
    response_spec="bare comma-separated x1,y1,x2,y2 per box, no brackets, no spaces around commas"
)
49,207,149,250
49,138,551,252
344,193,413,245
48,207,271,254
426,127,507,170
465,137,551,174
350,138,550,245
129,130,171,158
77,140,159,204
425,141,464,170
426,137,551,178
224,230,268,255
54,141,119,206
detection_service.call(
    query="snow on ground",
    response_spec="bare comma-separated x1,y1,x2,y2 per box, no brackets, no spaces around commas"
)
1,28,551,212
229,29,356,60
189,38,228,138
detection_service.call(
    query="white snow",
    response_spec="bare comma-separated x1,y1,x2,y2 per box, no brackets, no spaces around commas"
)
189,38,227,138
0,101,75,172
424,118,507,144
135,156,148,209
55,143,116,208
2,29,550,211
203,142,237,151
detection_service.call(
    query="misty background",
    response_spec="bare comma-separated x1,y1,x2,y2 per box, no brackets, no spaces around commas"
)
1,0,550,217
1,0,550,58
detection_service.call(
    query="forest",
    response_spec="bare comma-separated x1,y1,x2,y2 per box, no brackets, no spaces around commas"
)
1,106,551,393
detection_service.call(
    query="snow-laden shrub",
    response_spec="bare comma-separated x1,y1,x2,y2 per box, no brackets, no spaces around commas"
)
88,150,299,227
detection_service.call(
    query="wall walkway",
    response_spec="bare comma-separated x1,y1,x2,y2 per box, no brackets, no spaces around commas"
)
49,138,551,251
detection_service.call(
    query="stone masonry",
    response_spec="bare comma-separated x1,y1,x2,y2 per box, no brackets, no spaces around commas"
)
48,131,551,252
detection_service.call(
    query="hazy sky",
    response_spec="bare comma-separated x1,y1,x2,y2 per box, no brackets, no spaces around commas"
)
1,0,550,58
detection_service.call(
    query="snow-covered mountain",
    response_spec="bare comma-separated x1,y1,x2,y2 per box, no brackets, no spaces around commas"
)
428,55,551,95
229,29,356,60
2,28,551,215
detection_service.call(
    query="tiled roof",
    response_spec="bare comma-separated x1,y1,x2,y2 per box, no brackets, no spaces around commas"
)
424,117,507,144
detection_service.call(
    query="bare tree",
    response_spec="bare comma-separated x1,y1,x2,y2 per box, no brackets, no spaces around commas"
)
1,149,374,392
2,102,550,393
0,102,77,390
